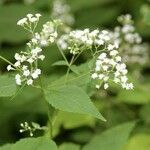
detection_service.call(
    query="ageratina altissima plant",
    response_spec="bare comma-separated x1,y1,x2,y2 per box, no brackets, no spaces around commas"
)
0,13,140,138
6,14,61,86
0,13,135,91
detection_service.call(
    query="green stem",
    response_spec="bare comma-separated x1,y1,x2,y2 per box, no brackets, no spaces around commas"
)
39,76,54,139
0,56,14,67
9,83,26,101
65,55,75,83
47,106,53,138
57,44,69,65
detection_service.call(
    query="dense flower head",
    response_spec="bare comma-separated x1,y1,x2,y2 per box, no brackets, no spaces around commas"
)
58,29,99,54
91,30,134,90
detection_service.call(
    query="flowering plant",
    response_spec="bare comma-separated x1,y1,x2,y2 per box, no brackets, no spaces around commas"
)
0,0,149,149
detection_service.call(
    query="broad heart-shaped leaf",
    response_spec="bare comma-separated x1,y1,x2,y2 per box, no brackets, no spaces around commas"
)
0,137,57,150
0,75,17,97
59,143,80,150
83,122,135,150
44,85,105,121
125,134,150,150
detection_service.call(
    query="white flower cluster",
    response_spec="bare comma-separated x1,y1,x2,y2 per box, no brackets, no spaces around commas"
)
7,14,61,86
51,0,75,26
58,29,99,54
17,13,41,31
7,49,43,86
91,30,133,90
113,14,148,65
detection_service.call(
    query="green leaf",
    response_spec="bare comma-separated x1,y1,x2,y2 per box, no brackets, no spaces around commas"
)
59,143,80,150
0,75,16,97
125,134,150,150
56,111,95,129
0,137,57,150
44,85,105,121
53,111,95,136
83,122,136,150
0,144,12,150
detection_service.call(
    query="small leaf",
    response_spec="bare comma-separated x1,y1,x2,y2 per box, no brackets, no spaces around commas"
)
59,143,80,150
0,137,57,150
0,75,17,97
83,121,136,150
44,85,105,121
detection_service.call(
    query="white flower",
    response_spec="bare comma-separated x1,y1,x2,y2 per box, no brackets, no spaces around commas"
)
98,74,104,79
38,55,45,61
110,50,118,56
22,65,28,70
95,39,104,45
108,44,115,51
98,53,107,60
17,18,27,26
23,70,30,77
31,47,42,55
7,65,14,71
115,56,121,62
27,79,33,85
91,73,98,79
15,74,21,85
15,53,21,61
27,58,34,64
14,61,21,67
31,69,41,79
104,83,109,89
121,76,128,83
96,85,100,89
35,13,42,18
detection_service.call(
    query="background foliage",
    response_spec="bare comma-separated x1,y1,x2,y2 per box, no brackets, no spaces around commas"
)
0,0,150,150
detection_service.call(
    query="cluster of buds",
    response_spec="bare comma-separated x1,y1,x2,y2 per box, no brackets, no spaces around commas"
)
7,14,61,86
19,122,46,137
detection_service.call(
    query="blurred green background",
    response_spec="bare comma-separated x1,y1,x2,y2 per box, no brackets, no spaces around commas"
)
0,0,150,149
